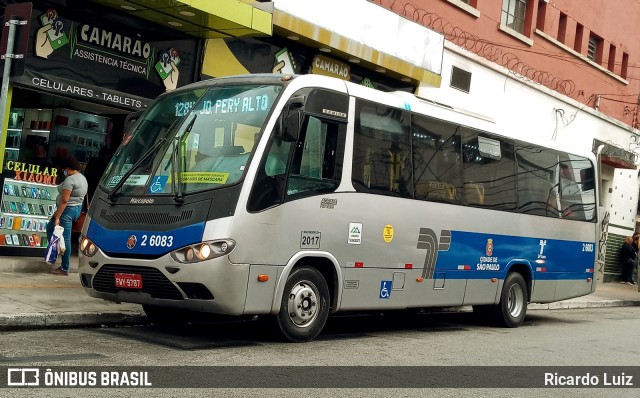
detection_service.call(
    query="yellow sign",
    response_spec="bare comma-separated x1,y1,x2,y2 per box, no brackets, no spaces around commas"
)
310,54,350,80
181,172,229,184
383,224,394,243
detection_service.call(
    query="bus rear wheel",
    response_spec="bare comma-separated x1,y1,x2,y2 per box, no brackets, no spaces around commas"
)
275,266,329,342
494,272,527,327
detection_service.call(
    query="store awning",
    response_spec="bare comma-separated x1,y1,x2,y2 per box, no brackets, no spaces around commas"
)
273,0,443,87
90,0,273,38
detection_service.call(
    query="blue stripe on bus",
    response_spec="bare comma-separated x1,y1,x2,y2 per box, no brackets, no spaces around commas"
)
434,231,595,280
86,220,205,256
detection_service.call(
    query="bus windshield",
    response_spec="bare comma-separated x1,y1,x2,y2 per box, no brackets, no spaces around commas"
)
100,83,282,196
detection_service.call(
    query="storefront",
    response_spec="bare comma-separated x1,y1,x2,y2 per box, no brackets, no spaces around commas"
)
199,0,443,94
0,0,201,255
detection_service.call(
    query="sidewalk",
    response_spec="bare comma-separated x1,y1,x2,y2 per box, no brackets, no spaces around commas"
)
0,256,639,330
0,255,145,330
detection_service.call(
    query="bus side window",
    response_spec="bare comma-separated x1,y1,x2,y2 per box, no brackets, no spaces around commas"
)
286,116,345,199
515,144,561,217
462,130,517,211
558,155,596,221
352,100,411,197
412,114,462,204
247,138,292,212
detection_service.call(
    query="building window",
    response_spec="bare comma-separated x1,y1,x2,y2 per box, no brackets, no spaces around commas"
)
536,1,547,30
587,34,601,62
501,0,528,34
621,52,629,79
608,44,616,72
558,13,567,43
450,66,472,93
574,23,584,53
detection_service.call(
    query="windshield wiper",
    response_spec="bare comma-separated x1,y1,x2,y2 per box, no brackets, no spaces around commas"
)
171,114,197,204
107,137,167,202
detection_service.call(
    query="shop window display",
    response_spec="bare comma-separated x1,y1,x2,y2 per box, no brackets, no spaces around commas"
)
1,107,109,255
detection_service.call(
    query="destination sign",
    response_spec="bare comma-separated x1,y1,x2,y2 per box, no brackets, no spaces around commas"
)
174,95,270,117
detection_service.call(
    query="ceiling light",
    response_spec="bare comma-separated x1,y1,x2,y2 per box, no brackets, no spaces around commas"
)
349,58,360,64
288,35,300,41
168,21,183,27
376,67,386,73
120,5,137,11
179,11,196,17
319,47,331,53
401,77,412,82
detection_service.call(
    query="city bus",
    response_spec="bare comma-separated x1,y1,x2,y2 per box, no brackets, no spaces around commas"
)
78,74,600,342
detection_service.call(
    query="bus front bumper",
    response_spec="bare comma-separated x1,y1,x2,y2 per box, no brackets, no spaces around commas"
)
78,249,252,316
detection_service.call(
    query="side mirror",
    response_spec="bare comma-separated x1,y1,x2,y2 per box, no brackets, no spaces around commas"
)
280,95,306,142
283,110,301,142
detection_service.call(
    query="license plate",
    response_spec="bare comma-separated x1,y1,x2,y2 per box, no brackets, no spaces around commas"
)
114,273,143,289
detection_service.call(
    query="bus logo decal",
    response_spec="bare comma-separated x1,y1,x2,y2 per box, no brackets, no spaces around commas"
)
417,228,451,279
322,109,347,118
127,235,137,249
320,198,337,209
486,239,493,256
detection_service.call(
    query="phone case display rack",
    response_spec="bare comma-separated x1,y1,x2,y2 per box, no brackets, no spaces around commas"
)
0,176,56,256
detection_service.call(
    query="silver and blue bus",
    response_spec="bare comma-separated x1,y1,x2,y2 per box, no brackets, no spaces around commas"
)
78,74,600,342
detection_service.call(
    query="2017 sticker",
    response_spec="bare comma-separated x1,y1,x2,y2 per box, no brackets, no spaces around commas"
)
301,231,321,249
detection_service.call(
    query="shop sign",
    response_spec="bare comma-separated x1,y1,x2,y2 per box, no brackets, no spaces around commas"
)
201,37,413,92
310,55,350,81
4,161,58,185
22,7,197,100
14,70,151,111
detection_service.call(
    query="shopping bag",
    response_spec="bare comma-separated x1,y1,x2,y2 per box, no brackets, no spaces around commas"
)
44,225,65,264
44,234,59,264
55,225,66,254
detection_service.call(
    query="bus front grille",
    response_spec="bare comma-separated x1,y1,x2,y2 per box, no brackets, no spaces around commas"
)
98,209,194,225
93,265,184,300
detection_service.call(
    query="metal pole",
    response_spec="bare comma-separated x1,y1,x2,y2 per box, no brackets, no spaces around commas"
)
0,19,25,144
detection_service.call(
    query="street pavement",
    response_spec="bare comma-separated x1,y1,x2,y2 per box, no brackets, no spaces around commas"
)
0,255,639,330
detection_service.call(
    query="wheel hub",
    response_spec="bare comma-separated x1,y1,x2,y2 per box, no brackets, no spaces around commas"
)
507,283,524,317
287,281,319,328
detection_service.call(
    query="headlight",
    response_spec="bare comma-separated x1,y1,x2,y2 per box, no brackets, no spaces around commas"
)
80,236,98,257
170,239,235,264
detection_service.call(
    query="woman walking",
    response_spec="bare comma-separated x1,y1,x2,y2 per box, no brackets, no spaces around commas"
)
47,155,88,276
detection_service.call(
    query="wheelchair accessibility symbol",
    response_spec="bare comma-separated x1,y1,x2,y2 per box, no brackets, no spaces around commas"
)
379,280,392,299
148,176,168,194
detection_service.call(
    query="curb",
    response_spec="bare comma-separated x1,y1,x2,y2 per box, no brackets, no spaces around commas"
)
529,299,640,310
0,312,146,331
0,257,79,274
0,300,639,331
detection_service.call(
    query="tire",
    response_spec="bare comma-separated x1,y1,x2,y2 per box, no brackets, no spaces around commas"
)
274,266,330,342
494,272,528,327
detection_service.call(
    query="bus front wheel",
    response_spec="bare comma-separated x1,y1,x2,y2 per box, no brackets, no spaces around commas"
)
495,272,528,327
275,266,330,342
